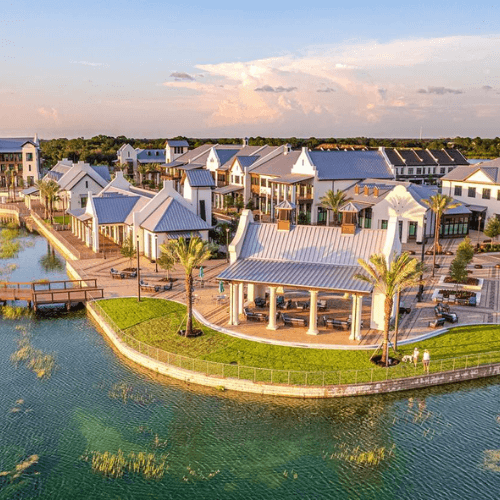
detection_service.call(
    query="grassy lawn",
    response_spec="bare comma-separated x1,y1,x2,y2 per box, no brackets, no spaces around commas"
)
96,298,500,379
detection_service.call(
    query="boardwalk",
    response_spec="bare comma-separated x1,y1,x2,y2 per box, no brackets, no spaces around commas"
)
0,279,104,310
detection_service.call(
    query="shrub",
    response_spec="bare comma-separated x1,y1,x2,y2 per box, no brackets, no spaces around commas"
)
449,256,468,284
456,236,474,264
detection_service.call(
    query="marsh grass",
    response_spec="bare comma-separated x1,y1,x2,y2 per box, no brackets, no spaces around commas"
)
328,444,395,466
10,327,56,379
81,449,168,480
2,305,32,319
108,382,156,405
0,454,39,480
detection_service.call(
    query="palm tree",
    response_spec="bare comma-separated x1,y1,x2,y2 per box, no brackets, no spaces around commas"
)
138,164,149,187
320,189,350,226
422,194,459,277
35,179,49,219
169,236,211,337
355,252,424,367
45,180,61,224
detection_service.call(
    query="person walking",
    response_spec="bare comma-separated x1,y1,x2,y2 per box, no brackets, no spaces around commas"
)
423,350,430,374
413,347,420,368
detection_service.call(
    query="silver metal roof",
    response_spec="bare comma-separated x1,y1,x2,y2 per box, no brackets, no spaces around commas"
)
214,184,243,195
218,259,372,293
166,140,189,147
185,169,215,187
165,231,201,239
93,195,141,224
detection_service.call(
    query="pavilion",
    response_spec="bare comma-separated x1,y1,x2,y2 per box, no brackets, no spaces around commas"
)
217,208,401,340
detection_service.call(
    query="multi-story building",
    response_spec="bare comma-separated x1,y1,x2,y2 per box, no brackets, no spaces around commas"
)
0,135,41,187
116,143,169,184
441,158,500,230
382,148,469,184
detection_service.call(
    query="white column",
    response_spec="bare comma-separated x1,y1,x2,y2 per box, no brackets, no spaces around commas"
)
350,294,357,340
232,283,239,326
307,290,319,335
267,286,278,330
353,295,363,340
238,283,244,315
228,283,234,325
247,283,256,303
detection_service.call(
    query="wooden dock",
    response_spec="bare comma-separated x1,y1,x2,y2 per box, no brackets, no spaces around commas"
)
0,279,104,311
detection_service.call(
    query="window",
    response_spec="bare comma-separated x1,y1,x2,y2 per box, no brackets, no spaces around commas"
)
482,188,491,200
29,165,31,172
454,186,462,196
85,180,89,188
497,190,500,201
147,151,151,156
440,167,446,174
155,151,159,156
26,152,33,161
80,197,87,208
417,168,422,175
468,187,476,198
260,178,266,187
408,168,414,175
380,220,388,229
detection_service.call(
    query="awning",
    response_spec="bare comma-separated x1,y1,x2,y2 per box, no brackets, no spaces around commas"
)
67,208,92,222
22,187,39,196
214,184,243,195
217,259,372,294
466,204,488,212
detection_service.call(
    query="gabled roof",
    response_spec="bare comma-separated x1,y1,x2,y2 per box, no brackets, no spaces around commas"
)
215,149,240,166
309,150,393,180
0,137,37,152
250,151,301,177
441,162,500,183
93,195,142,224
185,169,215,187
91,166,111,183
137,149,165,162
140,197,211,233
166,140,189,147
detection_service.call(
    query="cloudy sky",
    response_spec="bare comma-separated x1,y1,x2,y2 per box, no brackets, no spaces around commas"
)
1,0,499,139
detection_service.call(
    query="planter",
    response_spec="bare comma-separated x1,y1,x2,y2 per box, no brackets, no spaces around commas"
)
439,276,483,291
371,355,400,367
178,329,203,338
432,288,482,306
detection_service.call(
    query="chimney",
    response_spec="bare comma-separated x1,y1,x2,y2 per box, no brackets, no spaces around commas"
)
354,184,360,195
283,143,290,155
363,185,369,196
242,137,249,147
373,186,379,197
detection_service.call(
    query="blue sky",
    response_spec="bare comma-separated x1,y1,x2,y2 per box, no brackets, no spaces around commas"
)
1,1,500,138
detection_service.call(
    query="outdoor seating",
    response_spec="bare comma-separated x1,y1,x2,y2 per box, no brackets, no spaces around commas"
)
435,294,443,303
277,298,292,310
123,270,137,278
281,313,308,327
317,299,327,311
139,280,160,292
323,316,349,330
254,297,267,308
434,304,450,317
296,301,310,310
244,307,268,322
429,317,446,328
110,268,126,279
469,296,477,307
399,303,411,314
161,282,173,291
442,311,458,323
457,298,469,306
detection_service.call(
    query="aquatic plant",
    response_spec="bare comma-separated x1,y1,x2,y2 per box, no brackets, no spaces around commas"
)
328,444,395,466
0,454,39,480
183,465,220,482
10,329,57,379
81,449,168,480
1,305,32,319
108,382,156,405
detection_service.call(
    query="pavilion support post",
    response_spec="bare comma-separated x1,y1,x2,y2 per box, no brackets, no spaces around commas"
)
238,283,244,315
228,283,234,325
307,290,319,335
350,294,363,341
247,283,255,303
267,286,278,330
232,283,240,325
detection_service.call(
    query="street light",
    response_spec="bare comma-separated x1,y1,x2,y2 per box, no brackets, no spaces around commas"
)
136,235,141,303
477,215,483,246
154,234,158,273
418,214,427,299
225,227,230,263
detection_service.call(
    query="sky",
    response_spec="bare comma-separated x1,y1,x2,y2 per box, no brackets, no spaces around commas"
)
1,0,500,139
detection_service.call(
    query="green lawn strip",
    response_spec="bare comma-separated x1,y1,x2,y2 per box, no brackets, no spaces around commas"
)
97,298,500,375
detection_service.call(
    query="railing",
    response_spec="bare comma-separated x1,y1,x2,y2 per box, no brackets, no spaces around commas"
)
90,300,500,387
32,279,97,291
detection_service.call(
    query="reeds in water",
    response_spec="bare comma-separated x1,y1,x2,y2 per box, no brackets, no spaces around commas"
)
328,444,395,466
2,305,32,319
81,449,168,480
108,382,155,405
0,454,39,480
10,327,56,379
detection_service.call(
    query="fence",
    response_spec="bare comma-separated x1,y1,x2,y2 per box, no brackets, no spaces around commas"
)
90,300,500,387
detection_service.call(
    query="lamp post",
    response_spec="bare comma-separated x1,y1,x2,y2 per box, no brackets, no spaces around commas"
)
136,235,141,303
418,214,427,299
225,227,230,263
477,215,483,245
154,234,158,273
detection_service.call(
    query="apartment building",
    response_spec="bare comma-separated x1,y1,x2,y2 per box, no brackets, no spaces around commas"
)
0,135,41,187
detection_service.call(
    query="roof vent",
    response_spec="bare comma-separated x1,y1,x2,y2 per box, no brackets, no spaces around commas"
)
373,186,379,198
354,184,360,195
363,185,370,196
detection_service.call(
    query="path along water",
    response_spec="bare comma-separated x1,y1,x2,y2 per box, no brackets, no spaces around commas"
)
2,231,500,499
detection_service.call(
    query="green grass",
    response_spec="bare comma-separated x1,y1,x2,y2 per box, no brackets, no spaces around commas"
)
48,216,68,225
96,298,500,379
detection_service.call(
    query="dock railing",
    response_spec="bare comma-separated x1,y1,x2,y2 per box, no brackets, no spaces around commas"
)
90,300,500,387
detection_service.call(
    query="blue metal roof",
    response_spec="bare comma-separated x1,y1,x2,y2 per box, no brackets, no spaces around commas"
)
185,169,215,187
93,195,141,224
137,149,165,161
236,156,259,167
46,171,64,181
0,137,35,152
216,149,240,165
92,165,111,183
309,151,393,180
166,140,189,147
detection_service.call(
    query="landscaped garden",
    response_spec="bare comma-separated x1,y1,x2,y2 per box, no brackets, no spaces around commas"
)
95,298,500,386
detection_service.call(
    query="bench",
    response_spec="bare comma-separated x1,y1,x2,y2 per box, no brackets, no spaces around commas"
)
296,301,310,310
281,313,308,327
161,282,173,291
122,270,137,278
110,268,126,280
277,298,292,310
442,312,458,323
254,297,267,308
399,303,411,314
429,317,446,328
139,280,160,292
323,317,350,330
243,307,268,322
317,299,327,311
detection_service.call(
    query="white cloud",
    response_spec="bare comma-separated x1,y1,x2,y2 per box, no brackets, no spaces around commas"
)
37,107,59,121
70,60,108,67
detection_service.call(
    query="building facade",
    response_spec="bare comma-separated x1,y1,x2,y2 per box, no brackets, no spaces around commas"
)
0,136,41,187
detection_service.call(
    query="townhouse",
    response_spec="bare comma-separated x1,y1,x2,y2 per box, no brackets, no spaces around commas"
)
0,135,42,187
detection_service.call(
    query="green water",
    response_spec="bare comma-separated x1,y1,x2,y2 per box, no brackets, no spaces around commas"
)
1,232,500,499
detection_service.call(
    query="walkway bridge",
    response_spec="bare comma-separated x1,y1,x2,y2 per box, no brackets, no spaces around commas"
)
0,279,104,311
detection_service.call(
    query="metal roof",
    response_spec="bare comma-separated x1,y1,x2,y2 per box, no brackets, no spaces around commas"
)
165,231,201,240
137,149,165,161
92,166,111,183
0,137,36,152
185,169,215,187
22,186,39,195
166,140,189,147
239,223,387,266
309,151,393,180
93,195,141,224
251,151,301,177
140,197,211,233
466,204,488,212
275,200,295,209
215,149,240,166
218,259,372,293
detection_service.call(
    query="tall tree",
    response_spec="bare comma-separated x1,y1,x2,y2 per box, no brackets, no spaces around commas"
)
35,179,50,219
45,180,61,224
355,252,424,366
422,194,459,276
484,217,500,242
169,236,211,337
320,189,350,226
138,164,149,187
158,242,176,280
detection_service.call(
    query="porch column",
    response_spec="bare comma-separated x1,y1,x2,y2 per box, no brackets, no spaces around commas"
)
247,283,256,302
267,286,278,330
228,283,234,325
307,290,319,335
238,283,244,315
350,294,362,341
232,283,239,326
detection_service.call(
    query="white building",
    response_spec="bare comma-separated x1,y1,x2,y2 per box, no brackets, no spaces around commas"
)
116,143,166,183
0,135,41,187
441,159,500,230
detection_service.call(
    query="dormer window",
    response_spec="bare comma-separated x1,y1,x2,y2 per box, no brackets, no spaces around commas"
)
147,151,151,156
155,151,159,156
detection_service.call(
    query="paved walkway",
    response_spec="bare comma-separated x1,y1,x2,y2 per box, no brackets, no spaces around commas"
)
69,233,500,350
